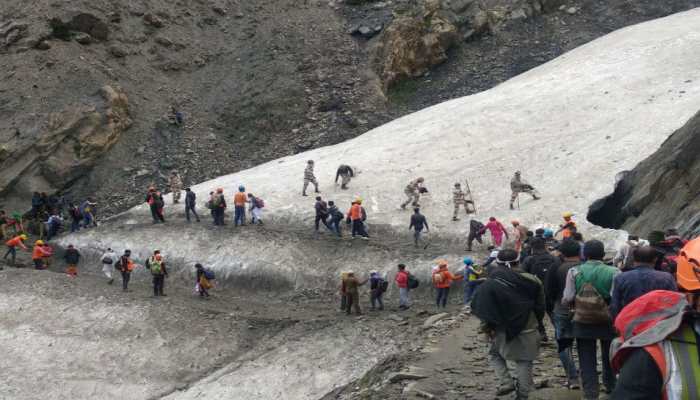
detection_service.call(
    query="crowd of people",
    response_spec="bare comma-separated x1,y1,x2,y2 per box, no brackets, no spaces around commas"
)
2,162,699,399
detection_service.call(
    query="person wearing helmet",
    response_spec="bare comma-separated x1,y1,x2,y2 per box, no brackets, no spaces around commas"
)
335,164,355,190
400,177,425,210
169,170,183,204
147,250,168,297
233,185,247,227
610,238,700,399
555,212,577,239
3,233,29,267
510,171,540,210
346,199,369,239
463,257,484,307
543,228,559,251
302,160,320,196
31,240,53,270
471,249,545,399
452,183,474,221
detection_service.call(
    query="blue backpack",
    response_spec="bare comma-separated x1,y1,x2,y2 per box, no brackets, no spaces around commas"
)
204,269,215,280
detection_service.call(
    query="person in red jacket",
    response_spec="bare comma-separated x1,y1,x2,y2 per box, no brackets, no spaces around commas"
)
433,261,463,309
395,263,411,310
480,217,509,247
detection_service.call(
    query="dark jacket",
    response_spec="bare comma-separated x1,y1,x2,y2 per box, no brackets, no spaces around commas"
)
64,248,81,265
335,165,354,182
469,220,485,235
610,345,664,399
409,213,428,231
185,191,196,207
545,259,579,315
609,265,678,319
328,205,343,221
523,251,560,288
315,200,328,216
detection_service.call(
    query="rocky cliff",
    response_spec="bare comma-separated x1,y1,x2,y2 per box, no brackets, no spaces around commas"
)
588,110,700,238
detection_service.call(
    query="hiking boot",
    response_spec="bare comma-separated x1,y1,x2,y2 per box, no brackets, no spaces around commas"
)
400,204,406,210
302,192,308,197
533,195,541,200
361,236,369,241
452,217,459,221
108,279,114,285
496,384,516,396
566,380,580,390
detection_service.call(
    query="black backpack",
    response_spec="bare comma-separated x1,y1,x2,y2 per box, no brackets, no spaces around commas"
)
525,253,557,283
379,279,389,293
408,274,419,289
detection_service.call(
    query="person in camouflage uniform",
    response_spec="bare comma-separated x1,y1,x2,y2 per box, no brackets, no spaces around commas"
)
510,171,540,210
169,171,183,204
302,160,320,196
452,183,474,221
400,177,424,210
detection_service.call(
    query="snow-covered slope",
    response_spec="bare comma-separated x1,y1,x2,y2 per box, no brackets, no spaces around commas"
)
61,9,700,288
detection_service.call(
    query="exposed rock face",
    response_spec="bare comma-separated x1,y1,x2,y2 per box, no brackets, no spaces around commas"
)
373,0,550,89
588,110,700,238
0,85,131,207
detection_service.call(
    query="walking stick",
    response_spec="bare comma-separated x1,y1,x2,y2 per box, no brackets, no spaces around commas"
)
465,178,477,214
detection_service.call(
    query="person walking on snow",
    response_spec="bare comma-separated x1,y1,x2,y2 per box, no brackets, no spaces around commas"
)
466,219,485,251
247,193,264,225
184,188,200,223
409,208,429,247
347,199,369,239
302,160,320,196
400,177,425,210
314,196,333,237
100,247,117,284
169,171,183,204
433,261,462,309
146,187,165,223
452,183,474,221
510,171,540,210
327,201,343,236
147,250,168,297
480,217,509,247
233,186,247,227
63,244,81,277
116,249,135,292
3,234,28,267
335,165,354,190
369,271,386,311
463,257,484,307
211,188,226,226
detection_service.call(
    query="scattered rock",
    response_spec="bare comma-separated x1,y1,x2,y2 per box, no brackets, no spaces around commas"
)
387,314,404,322
74,33,92,45
155,36,173,47
108,45,128,58
422,313,449,329
566,7,578,15
212,6,227,15
1,21,29,48
35,40,51,50
388,366,431,383
143,14,165,28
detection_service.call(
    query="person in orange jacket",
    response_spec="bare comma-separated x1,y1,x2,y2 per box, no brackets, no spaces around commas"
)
346,199,368,239
3,234,28,267
116,249,136,291
32,240,52,270
433,261,463,309
233,185,247,227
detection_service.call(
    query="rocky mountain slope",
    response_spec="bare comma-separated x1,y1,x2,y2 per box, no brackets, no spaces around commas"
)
3,0,700,215
588,110,700,238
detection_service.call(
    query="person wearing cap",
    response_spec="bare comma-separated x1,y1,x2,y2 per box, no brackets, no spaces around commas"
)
335,164,355,190
471,249,545,399
100,247,117,284
63,244,81,277
555,212,577,239
369,271,385,311
462,257,483,307
343,271,368,315
545,239,582,389
302,160,320,196
116,250,135,291
452,183,474,221
3,233,29,267
610,237,700,399
562,240,620,399
184,188,200,223
409,208,429,247
433,261,462,309
169,170,183,204
233,185,247,227
32,240,53,270
147,250,168,297
510,171,540,210
400,177,425,210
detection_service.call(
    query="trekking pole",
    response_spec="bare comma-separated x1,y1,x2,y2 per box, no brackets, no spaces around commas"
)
465,178,476,214
517,195,520,210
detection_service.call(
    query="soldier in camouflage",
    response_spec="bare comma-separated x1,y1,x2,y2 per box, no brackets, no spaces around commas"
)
452,183,474,221
400,177,424,210
169,171,183,204
510,171,540,210
302,160,320,197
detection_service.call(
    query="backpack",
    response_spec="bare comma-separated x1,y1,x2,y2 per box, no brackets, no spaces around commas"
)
573,282,611,324
204,269,215,280
526,254,556,282
150,258,163,274
254,198,265,208
432,272,444,286
379,279,389,293
408,274,419,289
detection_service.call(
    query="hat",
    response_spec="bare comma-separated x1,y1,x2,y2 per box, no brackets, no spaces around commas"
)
511,220,519,225
35,240,44,245
515,170,521,175
238,185,245,192
454,183,461,187
216,188,223,193
562,212,573,219
543,228,554,238
417,177,424,182
463,257,473,265
19,234,28,240
436,259,448,266
496,249,519,267
307,160,314,164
